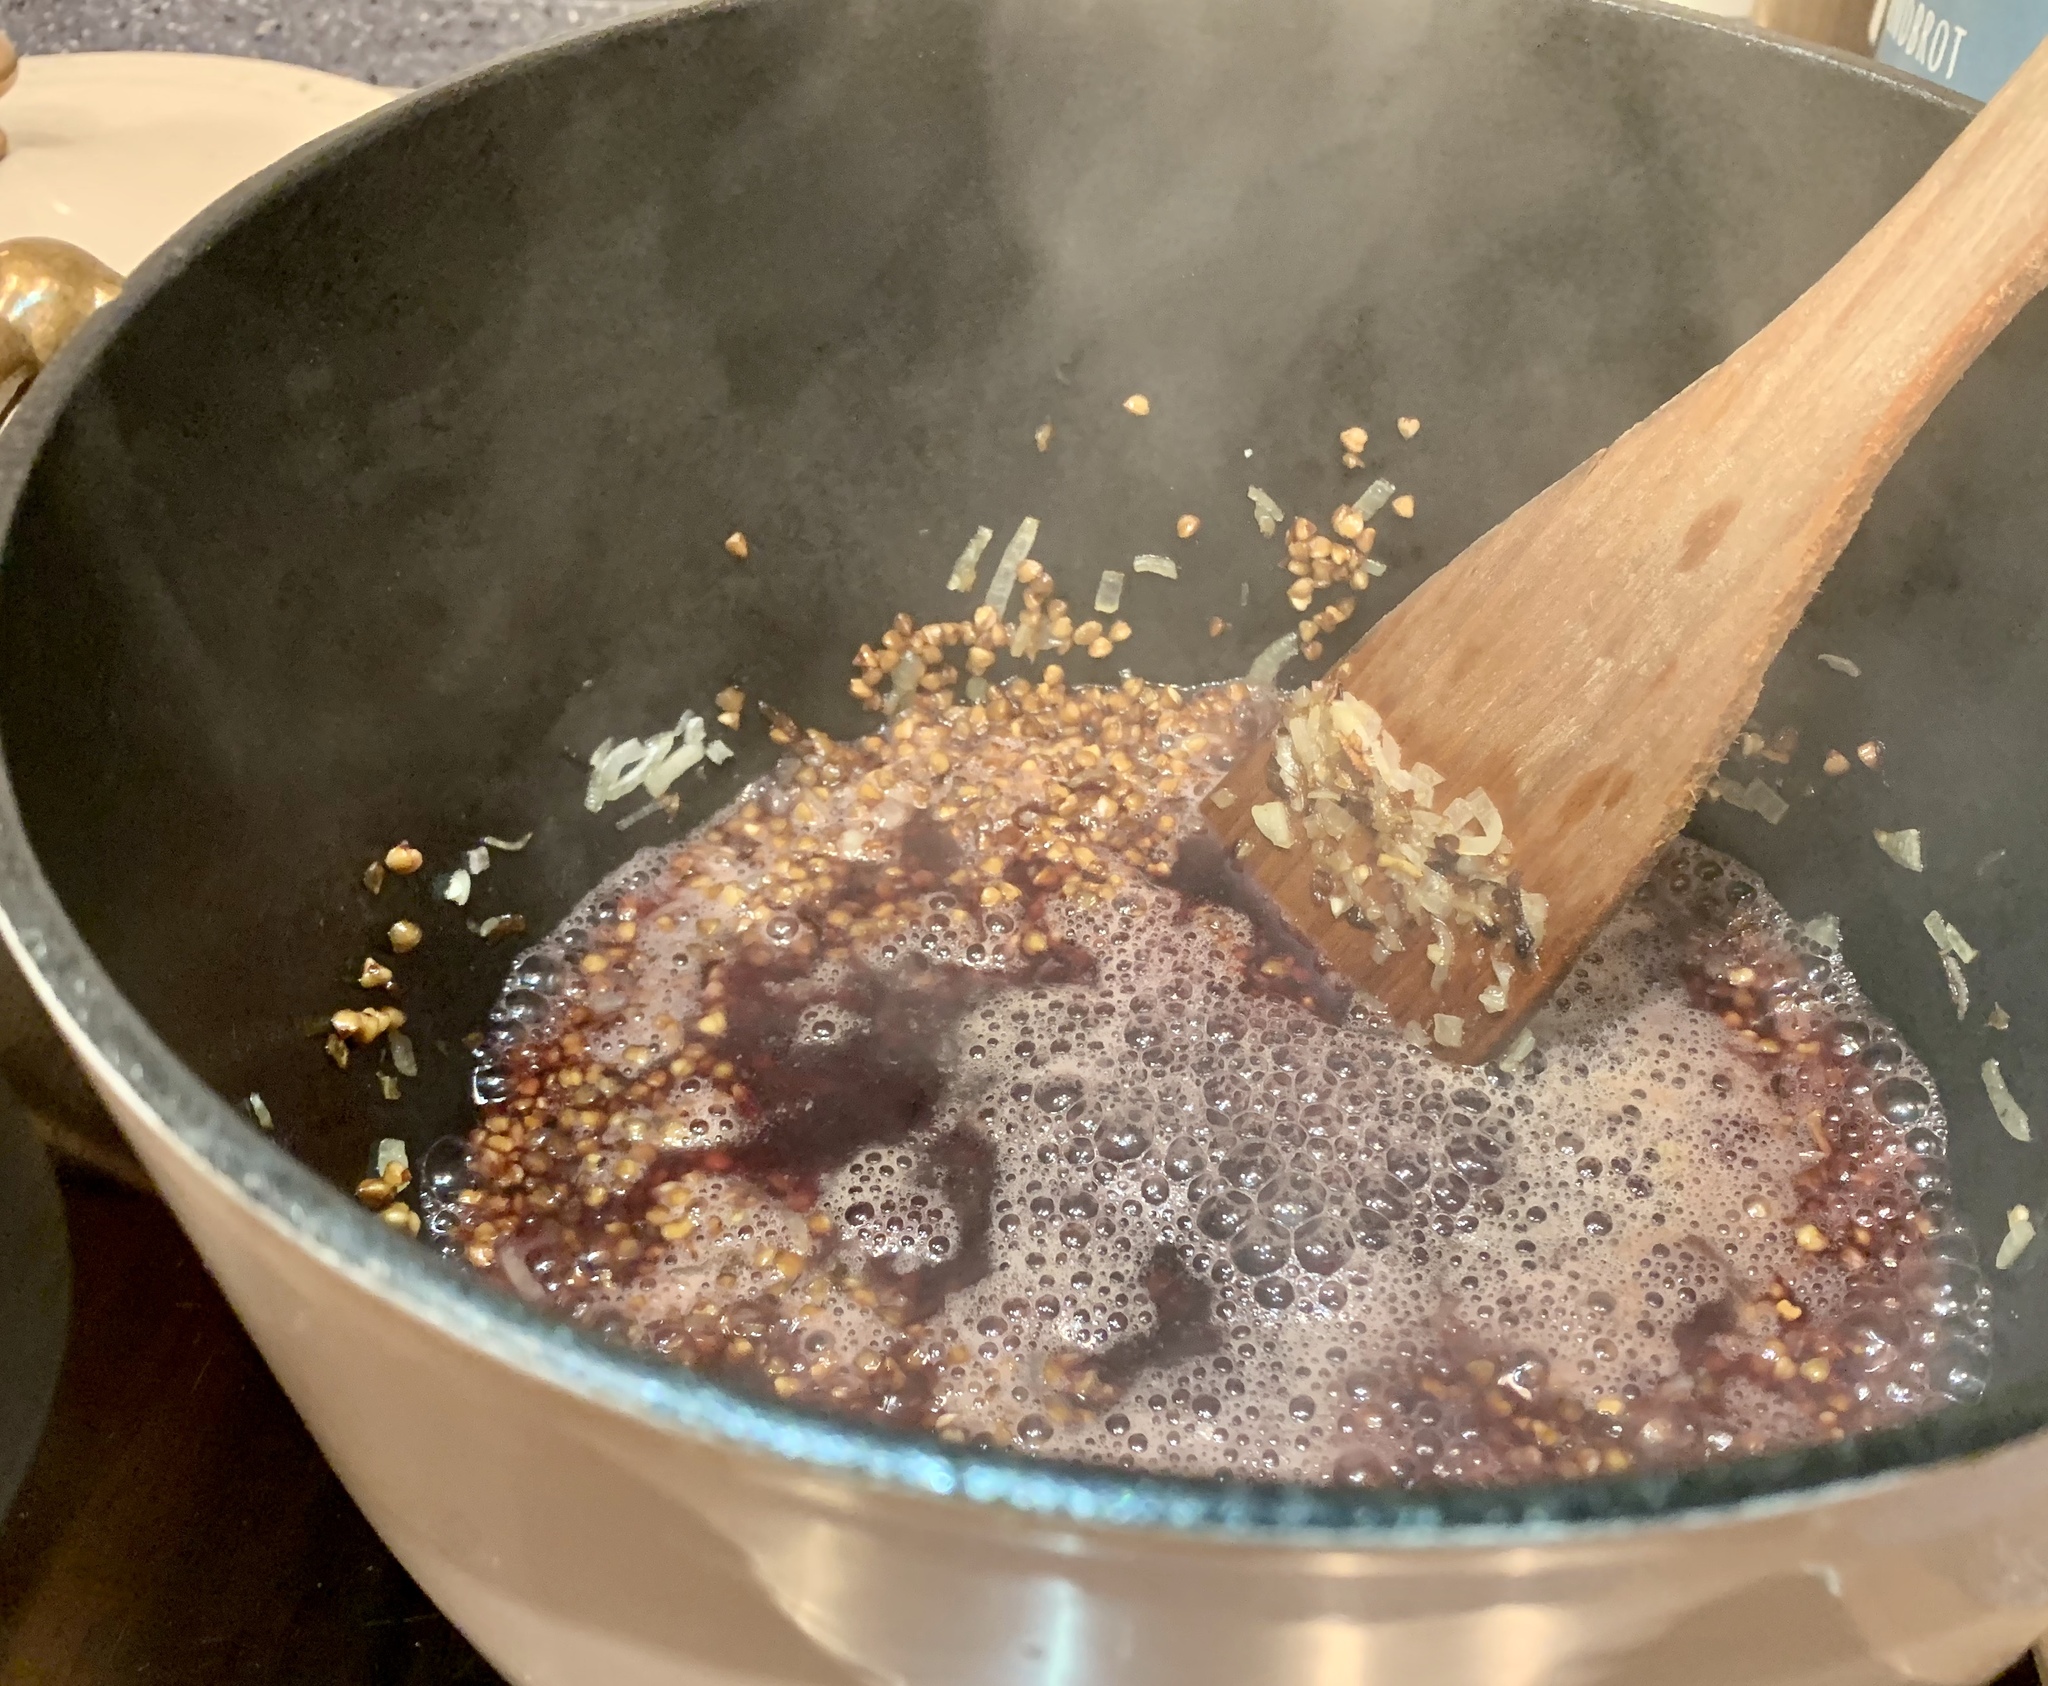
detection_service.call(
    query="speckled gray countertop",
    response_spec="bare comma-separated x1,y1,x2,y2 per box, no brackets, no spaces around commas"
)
0,0,672,85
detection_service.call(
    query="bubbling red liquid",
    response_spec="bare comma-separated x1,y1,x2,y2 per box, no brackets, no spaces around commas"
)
437,681,1988,1485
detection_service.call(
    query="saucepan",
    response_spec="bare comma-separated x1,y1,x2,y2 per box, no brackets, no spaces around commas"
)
5,1,2048,1680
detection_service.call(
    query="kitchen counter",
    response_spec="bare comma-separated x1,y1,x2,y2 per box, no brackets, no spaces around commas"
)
0,0,668,86
0,0,1880,92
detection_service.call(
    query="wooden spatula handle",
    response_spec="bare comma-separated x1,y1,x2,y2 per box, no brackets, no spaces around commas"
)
1725,31,2048,525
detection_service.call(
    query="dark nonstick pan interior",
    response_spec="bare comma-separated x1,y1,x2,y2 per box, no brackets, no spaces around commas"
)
4,0,2048,1505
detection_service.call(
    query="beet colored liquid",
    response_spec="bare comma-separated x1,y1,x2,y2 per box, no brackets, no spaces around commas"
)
435,681,1988,1486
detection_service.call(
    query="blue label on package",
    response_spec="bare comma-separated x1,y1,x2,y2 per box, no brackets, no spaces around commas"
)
1875,0,2047,102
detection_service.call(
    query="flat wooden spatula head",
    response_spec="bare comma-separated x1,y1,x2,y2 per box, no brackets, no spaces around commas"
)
1204,451,1702,1066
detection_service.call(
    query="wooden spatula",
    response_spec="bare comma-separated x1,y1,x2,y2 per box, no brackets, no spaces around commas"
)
1207,33,2048,1065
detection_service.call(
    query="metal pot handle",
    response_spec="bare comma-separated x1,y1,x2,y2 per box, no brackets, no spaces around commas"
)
0,236,124,423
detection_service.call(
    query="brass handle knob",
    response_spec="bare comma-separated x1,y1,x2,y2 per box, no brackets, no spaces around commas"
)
0,237,124,419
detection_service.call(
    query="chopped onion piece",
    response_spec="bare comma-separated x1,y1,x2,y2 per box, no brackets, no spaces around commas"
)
981,516,1039,617
1498,1028,1537,1071
389,1031,419,1078
1817,653,1861,677
1997,1206,2036,1270
1743,779,1789,824
946,525,995,592
1350,478,1396,521
1247,486,1285,536
1924,910,1979,964
1210,787,1236,809
1328,695,1380,748
1432,1013,1465,1047
1984,1058,2030,1142
482,832,532,852
1797,914,1842,951
1442,789,1504,855
379,1072,402,1102
1874,828,1924,871
1478,984,1509,1015
498,1243,545,1302
1280,721,1312,792
246,1093,274,1131
1991,1004,2012,1030
440,867,472,906
1245,632,1299,687
886,653,925,714
585,728,673,810
374,1138,409,1179
1094,570,1125,614
964,676,989,704
706,740,734,765
1943,952,1970,1021
583,737,634,811
1132,554,1178,578
1251,801,1295,849
617,733,671,793
1521,890,1549,947
465,845,491,875
1364,557,1387,577
643,739,704,797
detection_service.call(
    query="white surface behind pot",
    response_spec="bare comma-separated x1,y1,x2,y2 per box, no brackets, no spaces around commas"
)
0,53,395,275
